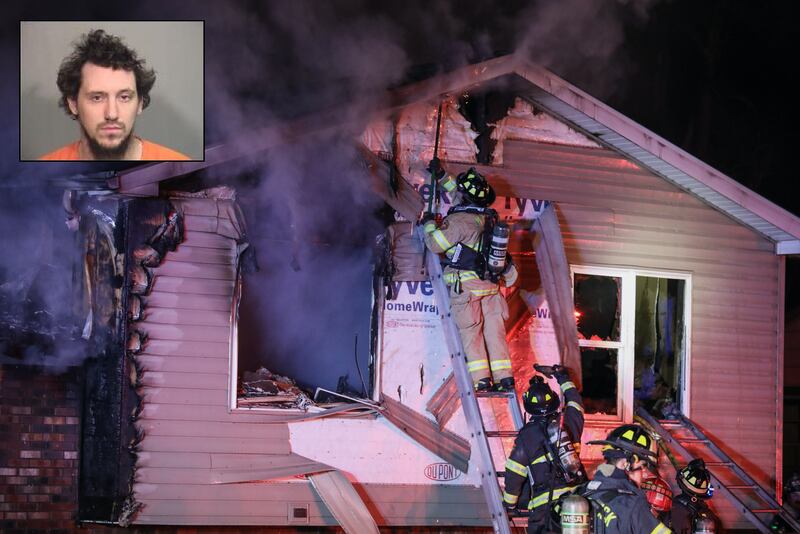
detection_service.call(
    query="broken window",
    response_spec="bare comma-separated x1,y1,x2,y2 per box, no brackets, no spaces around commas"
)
634,276,685,418
232,198,376,410
572,266,690,420
574,273,622,416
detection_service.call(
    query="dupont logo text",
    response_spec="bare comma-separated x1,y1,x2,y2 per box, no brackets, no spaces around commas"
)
424,463,461,481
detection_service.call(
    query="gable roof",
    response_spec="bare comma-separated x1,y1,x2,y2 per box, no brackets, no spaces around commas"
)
111,54,800,254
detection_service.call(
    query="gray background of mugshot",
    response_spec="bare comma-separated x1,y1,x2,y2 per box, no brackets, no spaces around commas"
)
20,21,204,160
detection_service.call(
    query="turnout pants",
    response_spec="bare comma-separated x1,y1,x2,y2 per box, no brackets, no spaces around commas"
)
449,281,512,384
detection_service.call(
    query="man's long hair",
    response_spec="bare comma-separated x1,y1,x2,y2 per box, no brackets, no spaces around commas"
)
56,29,156,118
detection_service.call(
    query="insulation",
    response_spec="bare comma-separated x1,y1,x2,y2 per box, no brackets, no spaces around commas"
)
490,97,599,165
385,221,427,282
361,97,478,193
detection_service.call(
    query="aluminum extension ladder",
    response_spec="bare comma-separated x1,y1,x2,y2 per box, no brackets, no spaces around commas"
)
636,407,800,533
480,389,530,530
419,226,517,534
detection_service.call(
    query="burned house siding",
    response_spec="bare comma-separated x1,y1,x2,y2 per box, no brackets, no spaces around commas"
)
131,198,329,526
499,139,780,529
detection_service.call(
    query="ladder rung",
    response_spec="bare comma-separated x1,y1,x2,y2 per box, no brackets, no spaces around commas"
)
726,485,755,490
486,431,518,438
679,438,710,443
476,391,516,399
658,419,682,426
751,509,778,514
704,462,732,467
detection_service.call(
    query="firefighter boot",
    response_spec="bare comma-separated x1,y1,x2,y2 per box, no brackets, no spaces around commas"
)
474,377,492,391
493,377,515,392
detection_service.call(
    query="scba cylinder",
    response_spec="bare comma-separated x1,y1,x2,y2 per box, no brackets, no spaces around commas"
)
487,222,509,274
560,494,590,534
693,513,716,534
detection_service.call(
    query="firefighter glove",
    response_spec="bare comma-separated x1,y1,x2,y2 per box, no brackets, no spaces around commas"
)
426,157,445,180
552,364,569,381
502,262,518,287
420,212,437,226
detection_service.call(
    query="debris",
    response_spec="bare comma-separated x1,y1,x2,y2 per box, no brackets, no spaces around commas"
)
133,245,161,267
128,295,143,322
238,367,315,410
127,330,147,354
129,264,152,295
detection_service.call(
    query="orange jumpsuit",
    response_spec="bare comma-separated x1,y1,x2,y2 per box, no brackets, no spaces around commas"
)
39,137,190,160
423,207,518,385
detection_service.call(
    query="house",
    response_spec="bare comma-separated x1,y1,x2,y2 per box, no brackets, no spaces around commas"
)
2,54,798,531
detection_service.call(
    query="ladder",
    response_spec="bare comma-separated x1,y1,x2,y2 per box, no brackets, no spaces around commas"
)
636,407,800,533
480,389,531,529
419,226,516,534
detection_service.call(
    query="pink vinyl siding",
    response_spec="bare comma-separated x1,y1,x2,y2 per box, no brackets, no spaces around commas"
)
499,139,780,529
133,197,323,525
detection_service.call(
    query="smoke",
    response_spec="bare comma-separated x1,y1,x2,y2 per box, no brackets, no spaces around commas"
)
187,1,410,390
514,0,663,99
2,1,661,382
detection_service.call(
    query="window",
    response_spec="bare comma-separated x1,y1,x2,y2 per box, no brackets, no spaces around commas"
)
572,266,691,421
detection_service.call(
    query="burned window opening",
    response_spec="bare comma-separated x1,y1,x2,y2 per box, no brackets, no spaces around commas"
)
572,266,689,420
234,199,377,410
634,276,685,418
580,347,619,415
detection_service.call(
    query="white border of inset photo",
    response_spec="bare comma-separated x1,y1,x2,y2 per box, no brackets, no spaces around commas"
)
20,20,204,161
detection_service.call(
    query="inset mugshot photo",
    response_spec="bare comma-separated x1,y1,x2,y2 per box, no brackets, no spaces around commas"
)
20,21,204,161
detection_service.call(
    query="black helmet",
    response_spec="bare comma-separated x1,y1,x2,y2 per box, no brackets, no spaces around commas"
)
677,459,712,498
522,376,560,417
456,168,495,207
589,424,657,462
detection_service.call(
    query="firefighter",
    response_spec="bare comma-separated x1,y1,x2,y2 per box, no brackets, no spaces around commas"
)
421,160,518,391
633,434,674,523
670,459,719,534
503,364,586,533
580,424,672,533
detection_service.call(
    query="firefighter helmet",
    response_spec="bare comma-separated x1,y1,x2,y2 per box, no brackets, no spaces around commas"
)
522,376,560,418
456,168,495,207
589,424,657,462
641,474,674,514
677,458,712,498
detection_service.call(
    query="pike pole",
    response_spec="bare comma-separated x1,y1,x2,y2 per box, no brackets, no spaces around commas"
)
426,101,444,217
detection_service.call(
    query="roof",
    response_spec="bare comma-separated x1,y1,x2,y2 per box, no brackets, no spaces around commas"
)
111,54,800,254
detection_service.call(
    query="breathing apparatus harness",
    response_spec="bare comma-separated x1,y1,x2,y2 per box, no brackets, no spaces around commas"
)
441,205,511,291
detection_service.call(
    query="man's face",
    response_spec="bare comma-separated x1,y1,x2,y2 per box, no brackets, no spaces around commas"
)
67,62,142,158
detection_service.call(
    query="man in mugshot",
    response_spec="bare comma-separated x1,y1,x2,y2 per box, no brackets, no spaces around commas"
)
40,29,189,161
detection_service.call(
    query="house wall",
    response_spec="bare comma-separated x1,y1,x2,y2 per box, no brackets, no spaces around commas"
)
131,136,782,529
131,198,321,525
131,197,493,528
494,139,781,529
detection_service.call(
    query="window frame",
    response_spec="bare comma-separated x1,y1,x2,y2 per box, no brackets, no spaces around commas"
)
570,264,692,423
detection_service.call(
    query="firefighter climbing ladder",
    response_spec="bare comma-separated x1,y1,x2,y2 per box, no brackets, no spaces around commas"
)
479,389,530,529
418,226,516,534
636,407,800,534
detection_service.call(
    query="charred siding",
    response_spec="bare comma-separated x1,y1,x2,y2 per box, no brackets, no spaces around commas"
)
132,197,314,525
